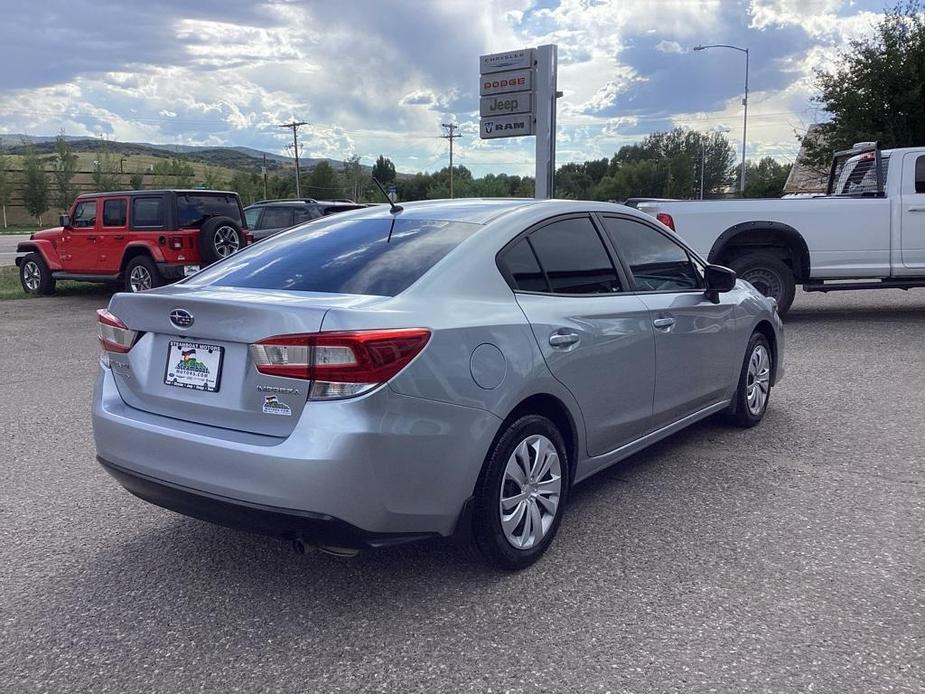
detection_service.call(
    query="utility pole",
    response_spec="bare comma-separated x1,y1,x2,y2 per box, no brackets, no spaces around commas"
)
441,123,459,198
262,153,268,201
278,120,308,198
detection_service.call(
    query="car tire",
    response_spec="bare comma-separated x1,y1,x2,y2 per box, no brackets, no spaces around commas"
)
728,252,796,316
728,332,773,428
19,253,56,295
471,414,569,570
198,216,244,265
124,256,163,293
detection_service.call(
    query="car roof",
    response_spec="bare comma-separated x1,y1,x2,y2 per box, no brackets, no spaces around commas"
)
76,189,239,199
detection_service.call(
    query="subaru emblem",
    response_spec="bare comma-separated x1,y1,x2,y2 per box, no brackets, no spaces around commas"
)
169,309,194,329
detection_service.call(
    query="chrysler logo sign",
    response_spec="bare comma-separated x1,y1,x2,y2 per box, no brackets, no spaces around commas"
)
169,309,194,329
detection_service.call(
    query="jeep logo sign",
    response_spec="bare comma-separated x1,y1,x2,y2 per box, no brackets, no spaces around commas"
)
480,115,535,139
480,92,533,118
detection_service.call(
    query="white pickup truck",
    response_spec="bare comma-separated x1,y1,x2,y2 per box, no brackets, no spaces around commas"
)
633,143,925,315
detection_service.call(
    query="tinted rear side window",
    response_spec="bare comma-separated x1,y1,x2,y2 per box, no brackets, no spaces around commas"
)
257,206,294,229
103,199,127,226
527,217,620,294
131,197,165,228
499,238,548,292
177,194,243,228
187,217,480,296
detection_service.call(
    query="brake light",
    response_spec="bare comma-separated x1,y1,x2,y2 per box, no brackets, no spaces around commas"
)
169,236,184,250
250,329,431,400
96,309,138,361
656,212,676,231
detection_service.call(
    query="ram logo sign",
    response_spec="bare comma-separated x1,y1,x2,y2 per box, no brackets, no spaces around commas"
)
480,115,535,139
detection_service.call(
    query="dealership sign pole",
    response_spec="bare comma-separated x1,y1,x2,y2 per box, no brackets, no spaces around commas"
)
479,44,558,199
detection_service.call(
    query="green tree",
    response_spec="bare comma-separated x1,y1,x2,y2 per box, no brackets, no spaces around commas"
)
201,165,225,190
267,173,295,199
51,132,79,211
806,0,925,166
0,145,13,228
341,155,364,201
152,157,194,187
92,140,121,192
371,155,396,183
743,157,792,198
302,161,342,198
21,143,50,223
128,168,145,190
229,169,263,205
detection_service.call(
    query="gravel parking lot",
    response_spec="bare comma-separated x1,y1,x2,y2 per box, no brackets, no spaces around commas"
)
1,289,922,693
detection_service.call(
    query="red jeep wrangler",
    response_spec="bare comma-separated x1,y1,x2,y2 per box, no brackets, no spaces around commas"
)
16,189,250,295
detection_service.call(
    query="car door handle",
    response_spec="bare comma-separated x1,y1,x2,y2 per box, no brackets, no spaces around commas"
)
86,235,97,241
908,207,925,212
653,317,676,329
549,332,580,347
113,235,125,240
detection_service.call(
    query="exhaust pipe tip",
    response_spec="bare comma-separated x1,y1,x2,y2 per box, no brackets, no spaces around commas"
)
292,538,315,555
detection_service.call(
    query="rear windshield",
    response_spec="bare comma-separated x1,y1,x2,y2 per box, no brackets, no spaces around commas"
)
177,193,243,228
186,216,480,296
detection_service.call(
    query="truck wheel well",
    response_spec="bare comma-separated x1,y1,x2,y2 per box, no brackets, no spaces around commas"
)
711,223,810,282
119,247,155,277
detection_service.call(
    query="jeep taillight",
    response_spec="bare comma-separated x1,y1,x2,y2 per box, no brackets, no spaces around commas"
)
97,309,138,356
169,236,184,250
249,329,431,400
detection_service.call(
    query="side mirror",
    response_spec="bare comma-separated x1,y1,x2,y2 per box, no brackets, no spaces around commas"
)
59,214,71,228
704,264,736,302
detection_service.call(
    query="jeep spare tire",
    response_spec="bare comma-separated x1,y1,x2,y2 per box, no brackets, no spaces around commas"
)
198,216,243,265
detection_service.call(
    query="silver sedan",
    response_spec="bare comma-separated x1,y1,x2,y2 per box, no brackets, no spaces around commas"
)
92,198,783,569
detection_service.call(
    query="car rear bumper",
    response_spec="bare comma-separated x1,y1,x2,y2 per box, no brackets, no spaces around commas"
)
97,456,437,548
92,365,500,538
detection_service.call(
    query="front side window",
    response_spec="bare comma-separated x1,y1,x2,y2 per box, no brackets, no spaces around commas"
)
258,206,295,229
72,201,97,228
526,217,621,294
915,155,925,194
177,194,243,228
132,197,165,229
103,199,127,227
602,217,700,292
186,216,480,297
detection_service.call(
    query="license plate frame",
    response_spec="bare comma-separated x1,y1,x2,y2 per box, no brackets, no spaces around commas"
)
163,340,224,393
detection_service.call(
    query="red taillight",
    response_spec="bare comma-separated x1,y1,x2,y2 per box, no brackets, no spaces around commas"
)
96,309,138,354
656,212,675,231
250,329,431,400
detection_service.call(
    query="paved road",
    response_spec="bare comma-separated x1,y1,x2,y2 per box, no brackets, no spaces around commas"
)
0,234,29,267
1,290,922,693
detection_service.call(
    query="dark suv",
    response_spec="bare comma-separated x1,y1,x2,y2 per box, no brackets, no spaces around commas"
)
16,190,250,295
244,199,365,241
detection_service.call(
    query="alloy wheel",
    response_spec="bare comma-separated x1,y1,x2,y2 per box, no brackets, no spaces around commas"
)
129,265,153,292
214,226,240,257
746,344,771,415
499,434,562,550
22,261,41,291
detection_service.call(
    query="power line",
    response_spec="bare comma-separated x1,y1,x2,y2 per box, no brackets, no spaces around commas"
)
278,120,307,197
441,122,460,198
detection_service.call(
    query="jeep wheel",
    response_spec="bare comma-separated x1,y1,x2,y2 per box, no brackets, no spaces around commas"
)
19,253,56,295
198,216,243,265
125,256,163,293
728,252,796,316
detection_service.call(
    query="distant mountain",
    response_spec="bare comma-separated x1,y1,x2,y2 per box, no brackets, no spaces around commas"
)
0,134,353,173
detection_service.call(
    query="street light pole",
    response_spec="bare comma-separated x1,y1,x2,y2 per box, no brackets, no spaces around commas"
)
693,43,749,195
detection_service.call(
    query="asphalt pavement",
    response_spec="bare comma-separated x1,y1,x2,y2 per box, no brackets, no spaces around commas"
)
0,234,29,267
1,289,922,693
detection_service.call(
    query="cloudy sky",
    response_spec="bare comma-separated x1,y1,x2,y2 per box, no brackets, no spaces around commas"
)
0,0,889,174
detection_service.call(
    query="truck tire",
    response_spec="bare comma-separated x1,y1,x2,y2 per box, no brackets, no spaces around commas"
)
728,252,795,316
19,253,56,295
198,216,243,265
124,255,163,293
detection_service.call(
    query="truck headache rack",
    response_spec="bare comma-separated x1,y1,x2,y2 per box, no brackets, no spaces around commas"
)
827,142,886,197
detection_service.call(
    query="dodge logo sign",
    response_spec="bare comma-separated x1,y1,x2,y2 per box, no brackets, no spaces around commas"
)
170,309,194,329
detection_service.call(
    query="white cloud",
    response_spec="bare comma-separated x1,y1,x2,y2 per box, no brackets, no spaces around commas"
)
655,40,684,54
